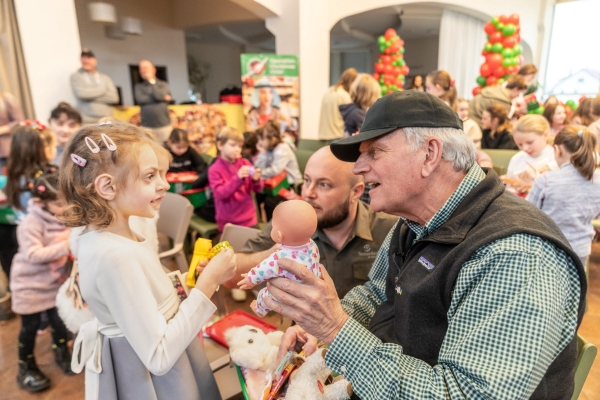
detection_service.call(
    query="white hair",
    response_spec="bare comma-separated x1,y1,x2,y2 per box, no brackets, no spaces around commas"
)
402,127,477,173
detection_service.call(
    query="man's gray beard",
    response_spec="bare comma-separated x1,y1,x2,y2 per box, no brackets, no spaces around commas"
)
316,197,350,230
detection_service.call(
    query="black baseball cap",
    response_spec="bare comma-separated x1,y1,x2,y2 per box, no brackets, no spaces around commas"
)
330,90,463,162
81,48,95,58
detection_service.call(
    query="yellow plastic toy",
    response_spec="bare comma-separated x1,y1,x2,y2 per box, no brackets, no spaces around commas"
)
186,239,233,287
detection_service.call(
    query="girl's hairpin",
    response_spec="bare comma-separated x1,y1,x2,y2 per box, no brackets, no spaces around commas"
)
71,153,87,167
450,79,456,87
22,120,47,131
98,121,112,126
85,137,100,153
37,185,46,192
101,133,117,151
578,130,583,137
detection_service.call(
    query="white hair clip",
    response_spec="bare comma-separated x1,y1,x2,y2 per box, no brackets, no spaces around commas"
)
85,137,100,153
98,121,112,126
71,153,87,167
578,130,583,137
101,134,117,151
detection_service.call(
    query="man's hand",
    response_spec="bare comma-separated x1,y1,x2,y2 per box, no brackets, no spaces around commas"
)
275,325,319,365
264,258,349,345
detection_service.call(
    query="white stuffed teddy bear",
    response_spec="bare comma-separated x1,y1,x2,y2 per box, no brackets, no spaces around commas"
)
225,325,284,381
286,348,352,400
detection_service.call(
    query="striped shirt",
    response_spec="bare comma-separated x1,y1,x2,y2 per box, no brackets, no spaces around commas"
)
325,164,580,399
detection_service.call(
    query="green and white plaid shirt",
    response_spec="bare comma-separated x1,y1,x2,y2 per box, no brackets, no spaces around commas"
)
325,164,581,399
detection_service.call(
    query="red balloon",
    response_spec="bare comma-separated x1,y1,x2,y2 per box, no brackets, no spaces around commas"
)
502,36,516,49
472,86,482,96
508,14,520,25
402,66,410,75
492,66,505,78
384,28,397,41
374,63,384,73
499,15,509,24
484,22,496,35
397,81,404,88
393,66,402,75
389,43,400,53
384,47,391,55
487,53,503,69
383,64,393,75
481,50,490,57
381,55,392,64
506,65,518,75
399,39,405,47
489,32,503,44
486,76,498,86
384,77,393,86
372,73,380,81
480,63,492,77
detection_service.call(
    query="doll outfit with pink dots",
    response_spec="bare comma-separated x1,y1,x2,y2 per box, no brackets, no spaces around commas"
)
249,239,320,316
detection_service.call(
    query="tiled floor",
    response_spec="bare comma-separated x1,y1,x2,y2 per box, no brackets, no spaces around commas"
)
1,246,598,400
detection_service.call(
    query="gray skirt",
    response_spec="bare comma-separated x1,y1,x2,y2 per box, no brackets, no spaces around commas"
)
97,335,222,400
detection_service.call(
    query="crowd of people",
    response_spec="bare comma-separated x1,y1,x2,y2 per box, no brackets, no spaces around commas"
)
0,43,598,400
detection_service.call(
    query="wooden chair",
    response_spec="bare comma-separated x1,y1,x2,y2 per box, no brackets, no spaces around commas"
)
572,334,597,399
157,193,193,273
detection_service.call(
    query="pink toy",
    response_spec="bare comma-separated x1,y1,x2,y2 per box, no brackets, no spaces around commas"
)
238,200,320,317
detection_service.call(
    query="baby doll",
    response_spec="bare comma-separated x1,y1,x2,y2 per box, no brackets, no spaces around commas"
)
238,200,319,317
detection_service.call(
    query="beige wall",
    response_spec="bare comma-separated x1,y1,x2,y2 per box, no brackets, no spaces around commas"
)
173,0,259,30
186,42,245,104
74,0,189,106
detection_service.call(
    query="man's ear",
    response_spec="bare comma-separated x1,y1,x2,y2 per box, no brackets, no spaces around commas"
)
422,137,443,178
351,181,365,201
94,173,117,201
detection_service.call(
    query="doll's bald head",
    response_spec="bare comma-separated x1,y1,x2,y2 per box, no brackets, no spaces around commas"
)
271,200,317,246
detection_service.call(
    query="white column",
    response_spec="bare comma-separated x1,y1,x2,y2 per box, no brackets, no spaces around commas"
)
267,0,330,139
14,0,80,120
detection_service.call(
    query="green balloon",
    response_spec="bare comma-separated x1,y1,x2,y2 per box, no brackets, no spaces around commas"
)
400,75,405,80
491,17,499,26
398,59,406,67
502,23,516,37
501,48,513,58
503,74,512,80
513,44,522,55
381,85,388,93
496,22,505,32
511,57,520,66
377,36,386,45
379,76,385,85
476,76,487,86
566,100,576,107
533,106,545,115
492,43,503,53
401,47,405,54
497,78,506,85
379,45,386,53
502,58,511,68
484,43,493,52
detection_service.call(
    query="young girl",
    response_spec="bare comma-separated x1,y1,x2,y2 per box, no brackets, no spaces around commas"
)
60,123,236,399
165,128,207,175
255,121,302,186
408,75,424,91
209,127,263,232
508,115,558,181
543,103,568,137
527,126,600,268
480,104,518,150
10,171,73,392
457,98,482,148
48,102,82,165
425,70,457,110
338,73,380,136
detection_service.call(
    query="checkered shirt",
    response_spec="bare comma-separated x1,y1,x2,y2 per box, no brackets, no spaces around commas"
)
325,164,581,399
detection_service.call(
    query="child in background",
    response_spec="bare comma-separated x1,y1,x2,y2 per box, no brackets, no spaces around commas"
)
425,70,457,110
10,171,73,392
242,131,259,163
61,123,235,399
527,126,600,268
48,102,82,165
480,104,518,150
457,98,482,148
210,127,263,231
543,103,568,138
165,128,207,175
508,115,557,183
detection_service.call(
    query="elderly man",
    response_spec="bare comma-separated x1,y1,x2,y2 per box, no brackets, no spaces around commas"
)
70,48,118,123
226,146,397,299
134,60,172,142
262,91,585,399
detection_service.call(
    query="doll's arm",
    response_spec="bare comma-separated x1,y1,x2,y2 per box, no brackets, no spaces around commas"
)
241,251,280,286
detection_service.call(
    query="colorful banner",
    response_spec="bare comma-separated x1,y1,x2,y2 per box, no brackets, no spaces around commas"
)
240,54,299,137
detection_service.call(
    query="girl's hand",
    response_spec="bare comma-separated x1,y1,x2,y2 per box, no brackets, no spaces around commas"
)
252,168,262,181
197,248,237,289
238,166,250,179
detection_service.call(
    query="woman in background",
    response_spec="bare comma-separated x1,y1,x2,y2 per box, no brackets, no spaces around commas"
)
317,68,358,141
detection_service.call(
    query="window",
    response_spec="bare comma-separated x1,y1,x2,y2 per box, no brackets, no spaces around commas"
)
544,0,600,102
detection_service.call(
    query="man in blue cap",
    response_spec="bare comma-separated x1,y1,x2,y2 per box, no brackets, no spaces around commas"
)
260,90,586,399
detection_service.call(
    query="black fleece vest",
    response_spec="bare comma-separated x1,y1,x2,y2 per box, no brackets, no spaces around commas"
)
368,169,586,399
